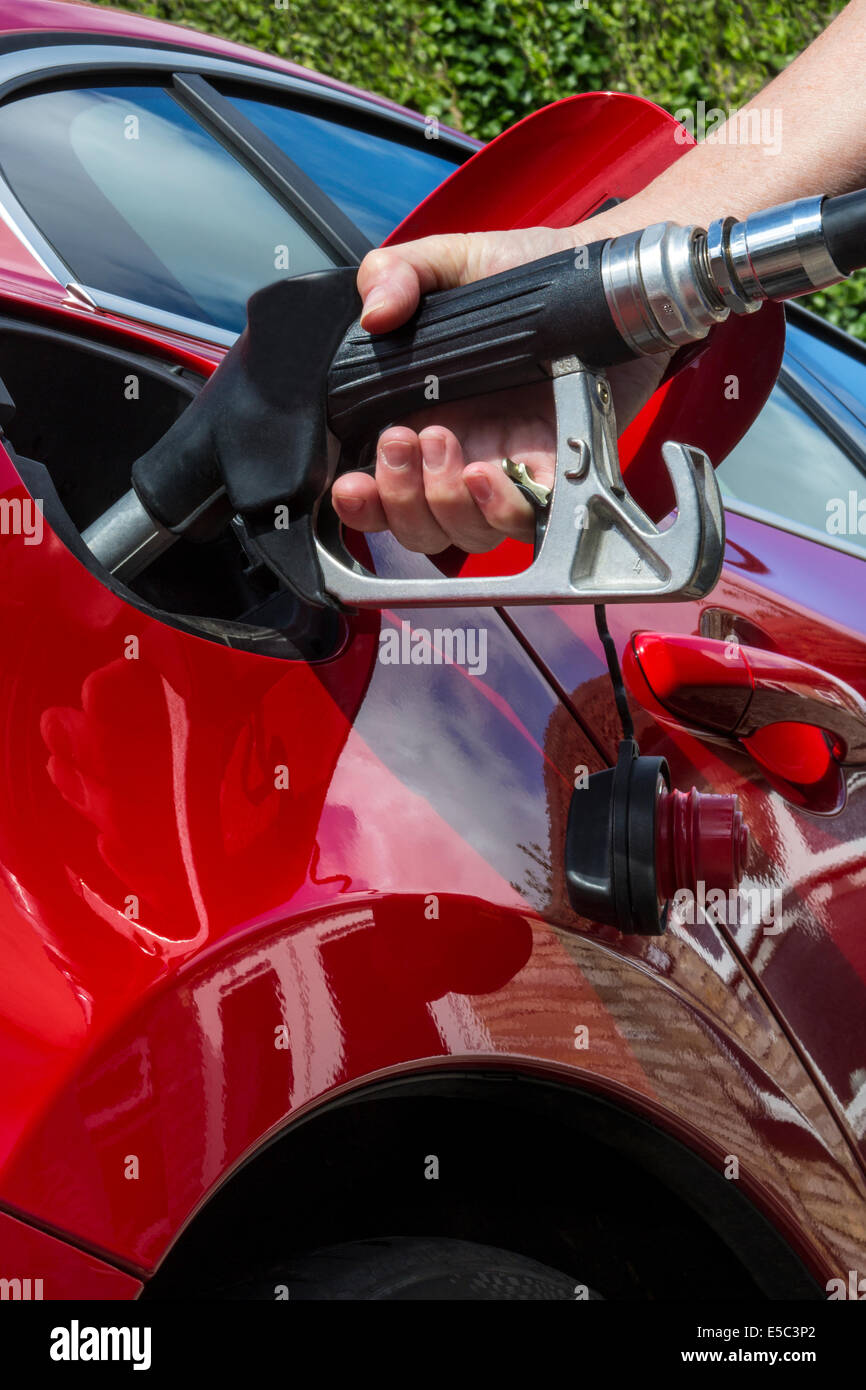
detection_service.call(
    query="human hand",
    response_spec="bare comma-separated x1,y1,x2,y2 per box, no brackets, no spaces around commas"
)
331,220,670,553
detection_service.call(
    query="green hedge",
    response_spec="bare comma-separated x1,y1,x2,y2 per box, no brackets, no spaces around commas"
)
96,0,864,335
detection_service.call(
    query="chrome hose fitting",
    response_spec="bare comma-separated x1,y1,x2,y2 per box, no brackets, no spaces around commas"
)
601,197,844,356
704,195,843,308
601,221,727,356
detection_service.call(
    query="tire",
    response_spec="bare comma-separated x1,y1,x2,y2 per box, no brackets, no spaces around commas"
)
218,1236,601,1301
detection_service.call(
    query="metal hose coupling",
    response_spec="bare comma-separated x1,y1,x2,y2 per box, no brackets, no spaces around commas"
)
601,196,844,356
601,221,726,355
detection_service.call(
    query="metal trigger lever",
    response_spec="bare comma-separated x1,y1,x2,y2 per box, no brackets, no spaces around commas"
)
314,354,725,610
501,457,551,511
88,194,866,604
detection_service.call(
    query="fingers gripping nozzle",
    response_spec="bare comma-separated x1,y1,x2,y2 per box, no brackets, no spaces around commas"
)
84,185,866,605
316,353,725,608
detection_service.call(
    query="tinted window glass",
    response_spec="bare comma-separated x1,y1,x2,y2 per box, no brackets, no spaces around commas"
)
0,86,334,333
786,314,866,429
717,383,866,554
224,94,461,244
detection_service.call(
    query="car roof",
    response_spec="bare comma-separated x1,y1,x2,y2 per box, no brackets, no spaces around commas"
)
0,0,469,141
0,0,474,354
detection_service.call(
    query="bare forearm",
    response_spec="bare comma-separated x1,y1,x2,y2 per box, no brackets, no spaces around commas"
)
359,3,866,328
588,0,866,240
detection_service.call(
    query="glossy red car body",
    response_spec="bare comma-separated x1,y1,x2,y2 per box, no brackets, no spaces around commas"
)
0,0,864,1300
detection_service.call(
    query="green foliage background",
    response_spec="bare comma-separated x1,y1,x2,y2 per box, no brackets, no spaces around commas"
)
96,0,864,336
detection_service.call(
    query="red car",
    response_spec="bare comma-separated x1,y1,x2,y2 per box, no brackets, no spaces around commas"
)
0,0,864,1303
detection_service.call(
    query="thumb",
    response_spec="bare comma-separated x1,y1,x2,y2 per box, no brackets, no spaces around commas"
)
356,234,476,332
356,225,586,333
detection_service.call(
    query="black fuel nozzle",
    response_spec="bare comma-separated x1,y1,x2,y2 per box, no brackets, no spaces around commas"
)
82,186,866,599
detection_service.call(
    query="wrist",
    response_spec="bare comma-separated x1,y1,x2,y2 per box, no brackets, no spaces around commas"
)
568,180,750,250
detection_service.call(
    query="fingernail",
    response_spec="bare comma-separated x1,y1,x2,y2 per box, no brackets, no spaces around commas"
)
381,441,412,470
464,471,492,504
421,434,447,472
360,287,387,326
336,494,363,513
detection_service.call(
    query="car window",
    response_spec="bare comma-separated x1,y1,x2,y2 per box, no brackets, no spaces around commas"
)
0,85,334,334
785,312,866,429
220,92,462,245
716,382,866,556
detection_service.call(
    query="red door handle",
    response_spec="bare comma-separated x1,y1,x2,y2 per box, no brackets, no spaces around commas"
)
624,632,866,760
622,632,866,811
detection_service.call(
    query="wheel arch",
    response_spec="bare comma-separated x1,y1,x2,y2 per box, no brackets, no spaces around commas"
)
142,1065,823,1300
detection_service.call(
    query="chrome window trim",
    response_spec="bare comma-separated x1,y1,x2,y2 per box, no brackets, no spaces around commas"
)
0,42,477,152
722,496,866,562
780,358,866,475
0,172,71,287
718,358,866,559
0,41,471,343
77,286,239,347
